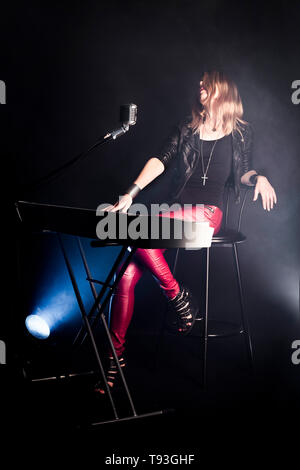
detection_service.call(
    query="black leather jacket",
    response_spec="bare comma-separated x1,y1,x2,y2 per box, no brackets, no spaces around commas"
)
155,117,254,203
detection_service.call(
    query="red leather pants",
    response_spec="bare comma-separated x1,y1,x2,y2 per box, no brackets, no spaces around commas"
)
109,205,223,356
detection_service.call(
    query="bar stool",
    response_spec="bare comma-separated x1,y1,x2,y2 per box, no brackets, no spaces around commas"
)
163,184,255,387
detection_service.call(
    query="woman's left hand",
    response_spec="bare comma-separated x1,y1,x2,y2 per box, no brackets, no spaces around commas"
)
253,176,277,211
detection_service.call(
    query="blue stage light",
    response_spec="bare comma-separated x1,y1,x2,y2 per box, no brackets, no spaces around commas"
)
25,291,76,339
25,237,122,341
25,315,50,339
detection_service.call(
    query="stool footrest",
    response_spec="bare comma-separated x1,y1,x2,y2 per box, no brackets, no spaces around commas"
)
191,318,244,338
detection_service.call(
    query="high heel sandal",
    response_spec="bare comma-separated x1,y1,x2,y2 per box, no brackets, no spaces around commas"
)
94,355,126,395
167,284,198,335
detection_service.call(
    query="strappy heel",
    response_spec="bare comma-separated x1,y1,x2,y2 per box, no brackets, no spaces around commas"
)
94,355,126,394
167,284,198,335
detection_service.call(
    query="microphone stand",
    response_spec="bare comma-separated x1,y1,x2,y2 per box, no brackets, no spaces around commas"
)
21,123,130,194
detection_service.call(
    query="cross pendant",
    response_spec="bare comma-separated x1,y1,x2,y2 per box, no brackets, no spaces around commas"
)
201,175,208,186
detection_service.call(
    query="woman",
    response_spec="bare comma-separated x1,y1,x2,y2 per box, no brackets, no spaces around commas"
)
96,70,277,392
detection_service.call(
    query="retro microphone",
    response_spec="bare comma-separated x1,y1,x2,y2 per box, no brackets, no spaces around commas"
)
107,103,137,140
120,103,137,126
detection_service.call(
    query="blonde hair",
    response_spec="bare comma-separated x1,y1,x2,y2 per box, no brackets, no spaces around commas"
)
190,71,247,135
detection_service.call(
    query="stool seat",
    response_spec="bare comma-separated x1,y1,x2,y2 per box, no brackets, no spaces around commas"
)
212,229,246,245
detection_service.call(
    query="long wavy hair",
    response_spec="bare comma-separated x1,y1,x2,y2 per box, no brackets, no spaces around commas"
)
190,70,247,135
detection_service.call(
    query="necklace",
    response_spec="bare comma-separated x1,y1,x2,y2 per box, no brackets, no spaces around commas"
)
199,126,218,186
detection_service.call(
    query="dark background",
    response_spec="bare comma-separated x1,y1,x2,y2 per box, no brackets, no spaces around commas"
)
0,0,299,460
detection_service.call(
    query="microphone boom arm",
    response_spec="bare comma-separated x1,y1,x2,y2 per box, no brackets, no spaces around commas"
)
22,122,131,195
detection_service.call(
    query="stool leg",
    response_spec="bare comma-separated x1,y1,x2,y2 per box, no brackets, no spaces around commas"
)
232,243,254,372
203,247,210,388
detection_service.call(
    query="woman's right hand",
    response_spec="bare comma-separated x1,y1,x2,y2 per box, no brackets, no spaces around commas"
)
102,194,133,213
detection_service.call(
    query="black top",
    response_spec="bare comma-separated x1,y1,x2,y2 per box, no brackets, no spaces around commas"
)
177,133,232,210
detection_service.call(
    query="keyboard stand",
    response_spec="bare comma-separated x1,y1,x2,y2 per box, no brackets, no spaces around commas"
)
57,233,167,427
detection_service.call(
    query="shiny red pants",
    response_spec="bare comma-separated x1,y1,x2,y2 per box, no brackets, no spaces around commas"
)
109,205,223,356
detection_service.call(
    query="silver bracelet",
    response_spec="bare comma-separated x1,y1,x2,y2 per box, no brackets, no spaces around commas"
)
124,183,141,199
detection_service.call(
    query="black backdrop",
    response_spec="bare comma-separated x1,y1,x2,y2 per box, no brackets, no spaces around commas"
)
0,0,299,459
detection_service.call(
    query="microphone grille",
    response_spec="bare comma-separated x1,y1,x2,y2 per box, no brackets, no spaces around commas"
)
120,103,137,126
